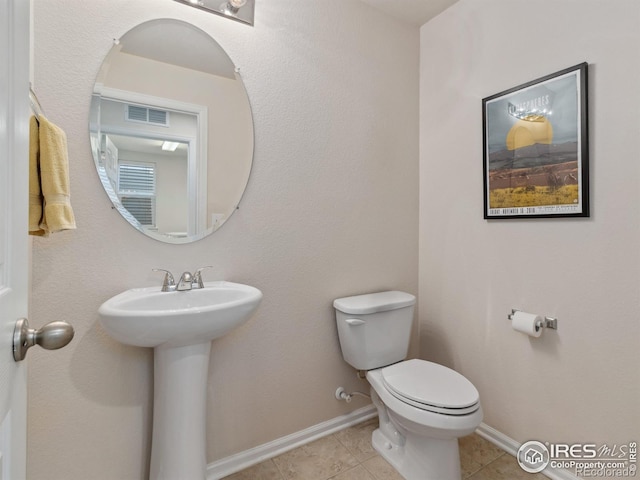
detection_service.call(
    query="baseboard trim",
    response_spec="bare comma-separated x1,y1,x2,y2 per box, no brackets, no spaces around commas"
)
206,412,580,480
206,405,377,480
476,423,581,480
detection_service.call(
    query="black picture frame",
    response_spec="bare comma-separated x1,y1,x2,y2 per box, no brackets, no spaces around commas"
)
482,63,589,219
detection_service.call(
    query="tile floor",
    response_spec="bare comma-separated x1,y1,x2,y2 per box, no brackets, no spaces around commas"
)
222,418,547,480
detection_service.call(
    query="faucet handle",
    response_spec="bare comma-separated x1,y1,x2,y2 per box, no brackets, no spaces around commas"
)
152,269,175,292
193,266,213,289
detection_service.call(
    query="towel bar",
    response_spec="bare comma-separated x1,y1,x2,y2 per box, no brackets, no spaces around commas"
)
29,83,45,120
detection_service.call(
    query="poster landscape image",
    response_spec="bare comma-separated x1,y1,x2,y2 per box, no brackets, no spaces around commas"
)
483,66,587,218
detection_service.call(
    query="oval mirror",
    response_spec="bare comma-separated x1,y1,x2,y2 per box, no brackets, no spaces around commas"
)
89,19,254,243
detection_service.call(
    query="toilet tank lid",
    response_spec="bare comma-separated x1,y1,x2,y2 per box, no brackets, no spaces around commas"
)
333,291,416,314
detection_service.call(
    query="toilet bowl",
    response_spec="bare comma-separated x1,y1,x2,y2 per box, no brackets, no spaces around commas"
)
366,360,482,479
334,291,483,480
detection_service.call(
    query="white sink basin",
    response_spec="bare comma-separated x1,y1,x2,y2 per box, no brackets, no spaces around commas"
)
99,280,262,480
98,281,262,348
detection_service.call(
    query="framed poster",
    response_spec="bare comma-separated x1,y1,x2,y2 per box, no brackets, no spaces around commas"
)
482,63,589,219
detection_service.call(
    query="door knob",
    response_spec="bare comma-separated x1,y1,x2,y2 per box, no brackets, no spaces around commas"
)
13,318,74,362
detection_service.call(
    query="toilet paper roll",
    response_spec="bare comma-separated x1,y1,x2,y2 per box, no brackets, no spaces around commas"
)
511,311,543,337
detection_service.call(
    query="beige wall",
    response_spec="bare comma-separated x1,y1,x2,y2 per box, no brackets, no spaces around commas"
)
420,0,640,450
29,1,419,479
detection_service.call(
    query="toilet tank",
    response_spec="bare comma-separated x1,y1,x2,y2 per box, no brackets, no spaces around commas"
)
334,291,416,371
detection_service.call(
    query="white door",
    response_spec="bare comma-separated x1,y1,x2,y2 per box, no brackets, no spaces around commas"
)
0,0,31,479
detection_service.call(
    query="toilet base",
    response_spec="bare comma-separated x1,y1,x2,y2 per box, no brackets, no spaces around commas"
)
369,384,465,480
372,427,461,480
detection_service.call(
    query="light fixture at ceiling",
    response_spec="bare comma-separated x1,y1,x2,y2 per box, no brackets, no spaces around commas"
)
221,0,245,15
161,141,180,152
173,0,255,26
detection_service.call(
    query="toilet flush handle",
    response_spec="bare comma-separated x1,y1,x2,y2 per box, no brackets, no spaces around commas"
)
345,318,365,326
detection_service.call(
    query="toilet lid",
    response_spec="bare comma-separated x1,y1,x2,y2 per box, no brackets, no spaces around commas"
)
333,291,415,315
381,359,479,415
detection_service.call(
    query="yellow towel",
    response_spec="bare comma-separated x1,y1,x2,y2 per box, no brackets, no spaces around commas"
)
29,116,44,235
28,115,76,236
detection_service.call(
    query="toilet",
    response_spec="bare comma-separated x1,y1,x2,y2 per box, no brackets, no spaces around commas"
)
334,291,482,480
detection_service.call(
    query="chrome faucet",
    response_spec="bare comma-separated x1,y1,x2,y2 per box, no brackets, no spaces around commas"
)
153,266,213,292
177,271,194,291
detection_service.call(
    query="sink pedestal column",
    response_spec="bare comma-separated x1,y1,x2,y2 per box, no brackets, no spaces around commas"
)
149,342,212,480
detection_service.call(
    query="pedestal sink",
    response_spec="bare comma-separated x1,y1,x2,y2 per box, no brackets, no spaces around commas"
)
99,281,262,480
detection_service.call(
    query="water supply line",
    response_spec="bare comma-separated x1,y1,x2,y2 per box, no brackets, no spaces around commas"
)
335,387,371,403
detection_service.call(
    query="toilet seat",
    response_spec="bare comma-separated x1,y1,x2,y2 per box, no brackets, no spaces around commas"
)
381,359,480,416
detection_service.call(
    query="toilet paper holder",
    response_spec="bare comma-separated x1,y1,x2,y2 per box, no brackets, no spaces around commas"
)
507,309,558,330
